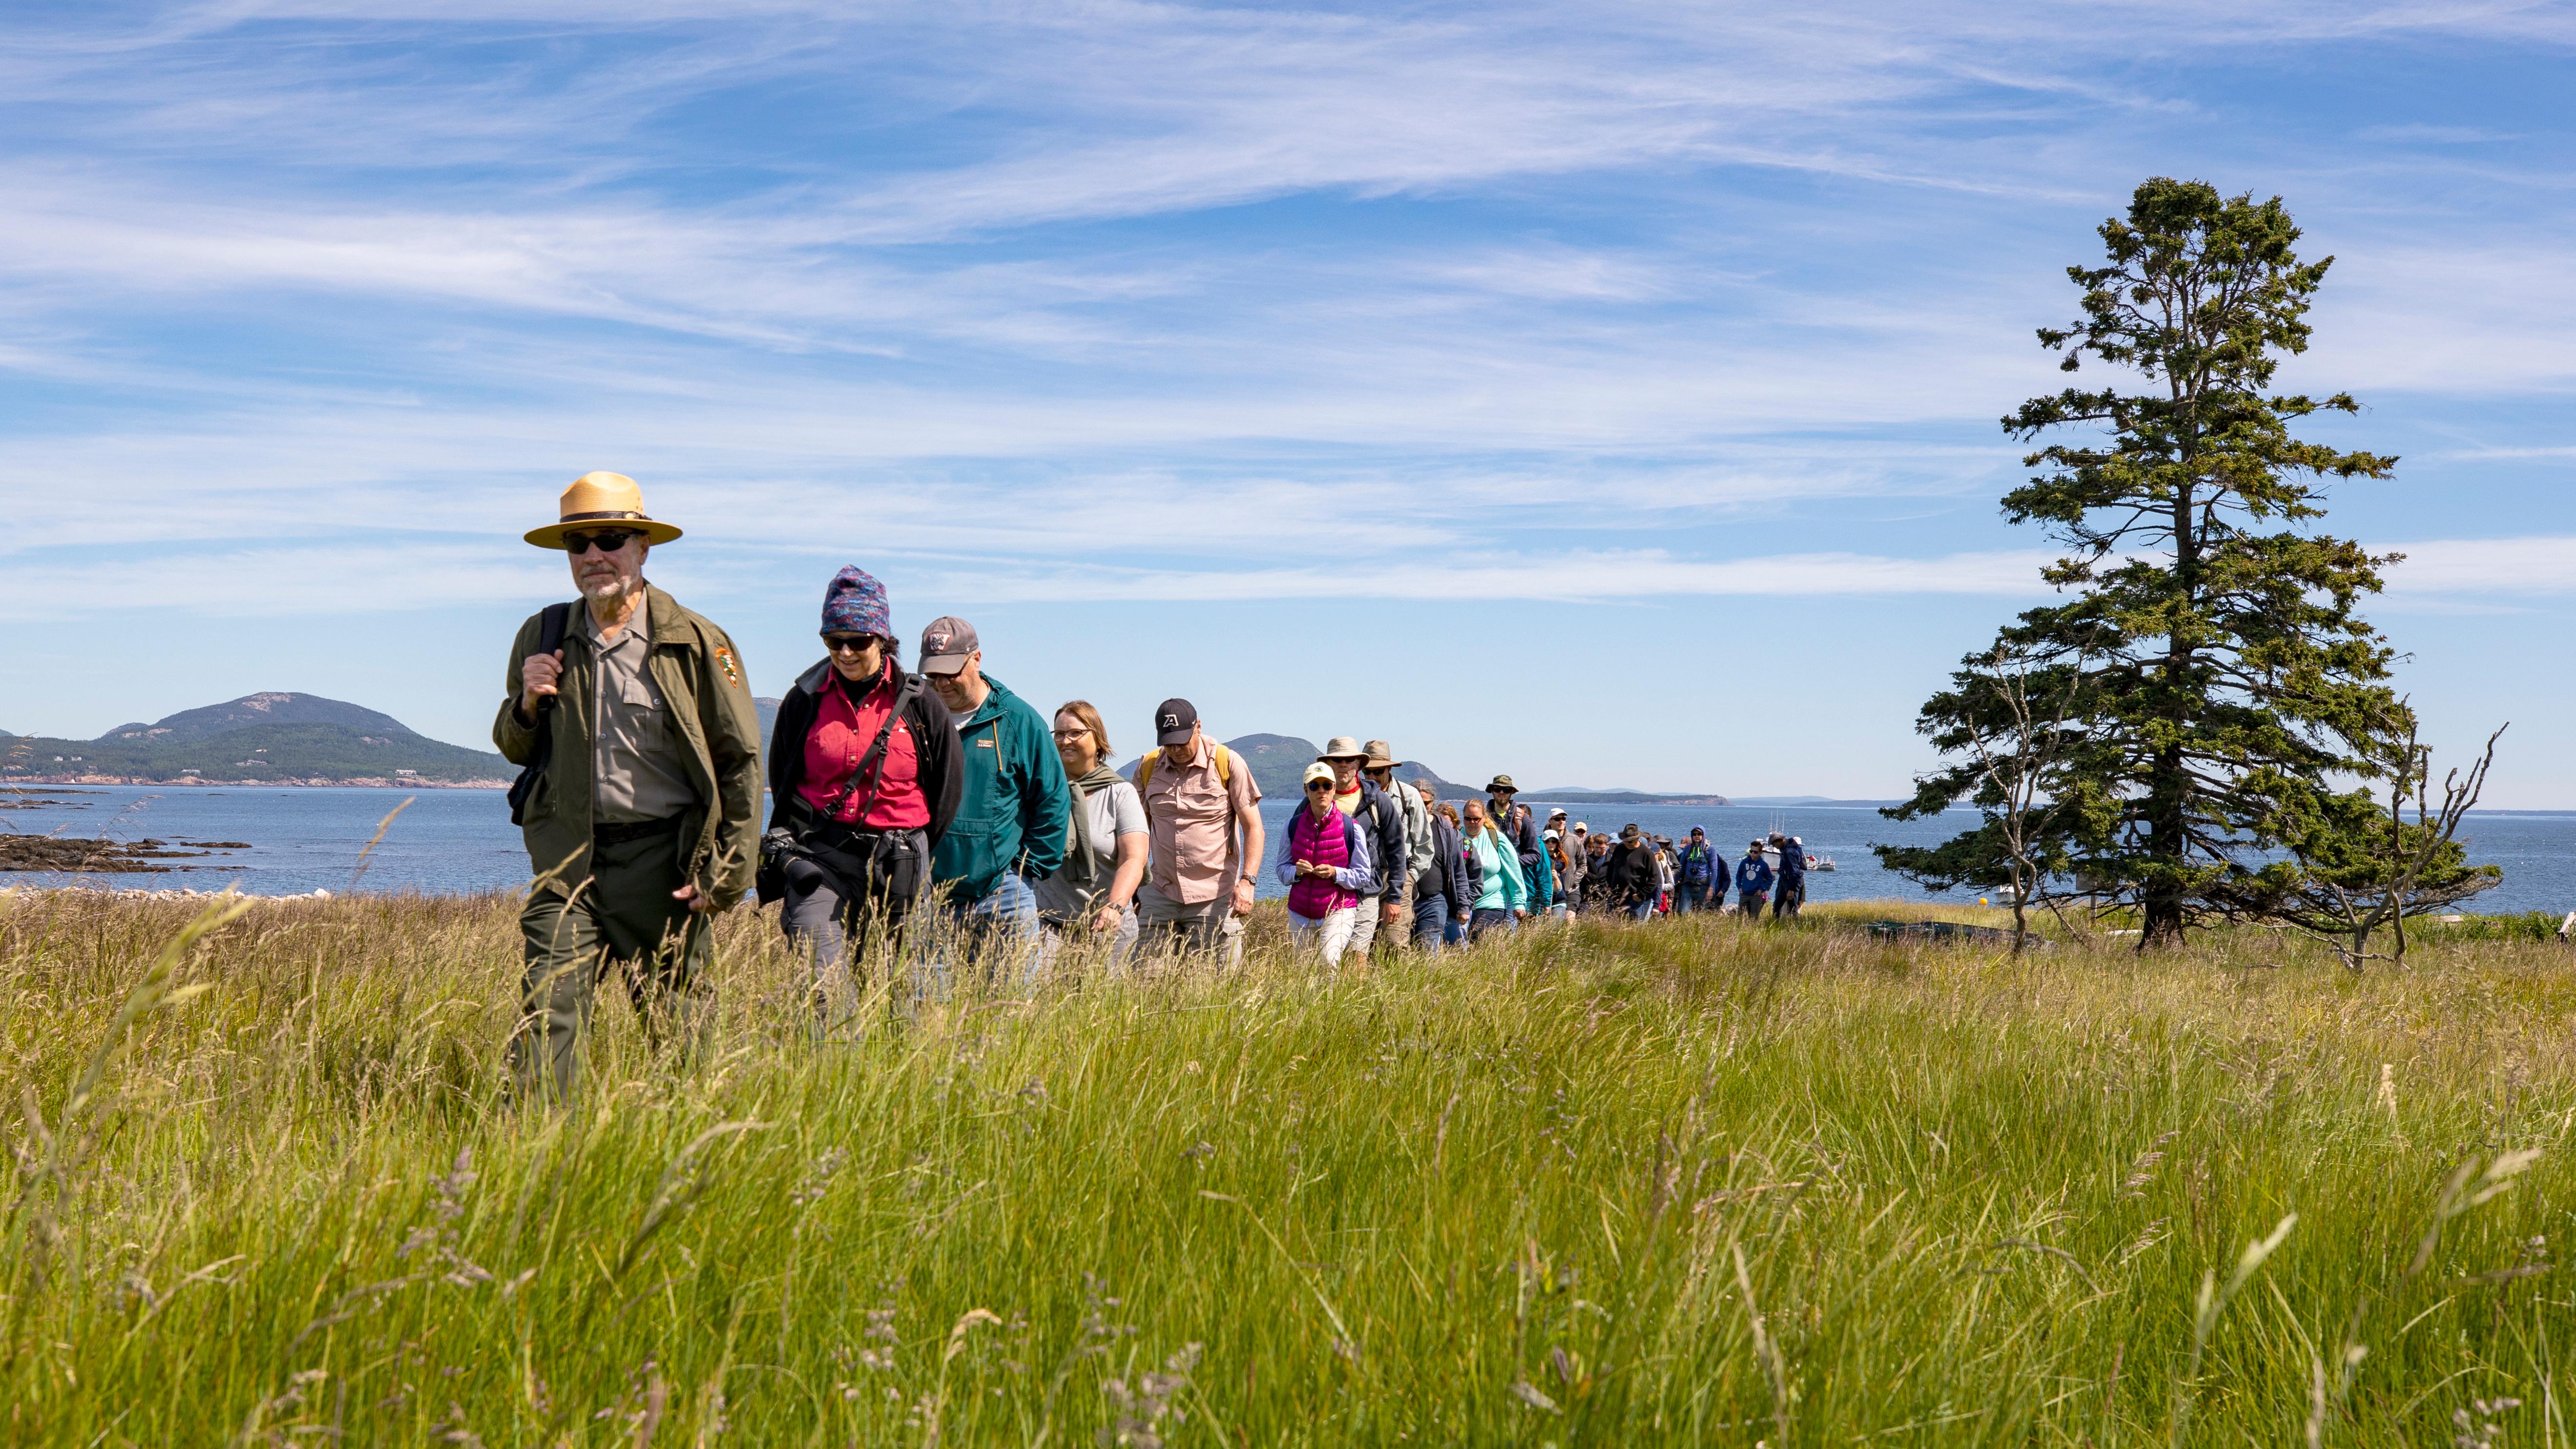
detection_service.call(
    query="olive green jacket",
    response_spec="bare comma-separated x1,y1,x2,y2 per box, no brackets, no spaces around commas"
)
492,585,764,909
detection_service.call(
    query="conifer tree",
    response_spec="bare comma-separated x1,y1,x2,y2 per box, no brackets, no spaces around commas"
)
1878,178,2406,946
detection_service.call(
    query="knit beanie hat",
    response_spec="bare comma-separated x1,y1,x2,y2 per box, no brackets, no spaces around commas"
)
820,566,891,639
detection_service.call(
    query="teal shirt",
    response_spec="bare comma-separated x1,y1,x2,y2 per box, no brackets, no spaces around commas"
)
929,674,1071,901
1469,829,1527,912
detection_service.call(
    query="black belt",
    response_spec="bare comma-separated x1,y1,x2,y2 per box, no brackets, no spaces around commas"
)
594,814,686,846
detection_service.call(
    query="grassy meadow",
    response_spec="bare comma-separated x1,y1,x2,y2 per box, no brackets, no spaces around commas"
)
0,887,2571,1446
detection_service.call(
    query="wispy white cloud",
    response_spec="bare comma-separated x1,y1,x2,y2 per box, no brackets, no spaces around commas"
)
2381,535,2576,596
8,533,2562,621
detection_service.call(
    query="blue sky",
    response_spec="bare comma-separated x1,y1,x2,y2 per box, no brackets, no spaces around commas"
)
3,2,2571,803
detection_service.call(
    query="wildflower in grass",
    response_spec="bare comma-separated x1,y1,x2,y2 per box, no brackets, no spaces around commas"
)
2455,1397,2522,1449
2120,1131,2179,1198
790,1146,848,1207
1100,1342,1201,1448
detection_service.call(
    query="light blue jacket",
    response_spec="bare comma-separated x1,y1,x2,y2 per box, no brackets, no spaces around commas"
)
1468,828,1527,912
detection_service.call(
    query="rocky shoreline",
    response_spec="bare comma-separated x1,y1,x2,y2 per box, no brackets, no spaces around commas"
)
0,835,253,873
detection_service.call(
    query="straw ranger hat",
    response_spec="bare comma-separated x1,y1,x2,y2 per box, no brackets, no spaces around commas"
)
1318,736,1369,762
525,472,684,550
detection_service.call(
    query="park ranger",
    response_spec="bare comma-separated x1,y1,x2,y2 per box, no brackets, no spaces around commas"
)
494,472,763,1100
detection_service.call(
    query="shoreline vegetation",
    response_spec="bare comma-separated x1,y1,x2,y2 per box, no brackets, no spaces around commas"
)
0,889,2565,1443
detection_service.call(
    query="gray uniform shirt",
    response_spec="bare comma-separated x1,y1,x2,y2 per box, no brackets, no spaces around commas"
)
585,604,700,824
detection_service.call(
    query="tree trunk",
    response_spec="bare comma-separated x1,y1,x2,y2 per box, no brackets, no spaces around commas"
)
2140,476,2198,951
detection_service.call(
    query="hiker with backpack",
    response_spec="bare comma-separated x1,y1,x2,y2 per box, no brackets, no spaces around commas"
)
759,566,962,1029
1275,762,1382,970
918,617,1069,986
1034,699,1146,969
496,473,764,1101
1362,740,1434,957
1734,840,1774,919
1414,792,1472,952
1675,827,1722,913
1317,737,1409,965
1578,832,1617,914
1460,798,1528,941
1602,824,1661,921
1483,775,1545,885
1771,831,1809,921
1133,698,1265,970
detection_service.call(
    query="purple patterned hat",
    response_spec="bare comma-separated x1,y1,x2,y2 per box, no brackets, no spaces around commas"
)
820,566,891,639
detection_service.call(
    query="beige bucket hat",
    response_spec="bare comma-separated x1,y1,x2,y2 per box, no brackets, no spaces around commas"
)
525,472,684,550
1317,736,1369,762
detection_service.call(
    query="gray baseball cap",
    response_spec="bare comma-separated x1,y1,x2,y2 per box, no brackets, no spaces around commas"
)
918,616,979,676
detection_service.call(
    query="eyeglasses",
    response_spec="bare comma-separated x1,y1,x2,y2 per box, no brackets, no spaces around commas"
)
1304,782,1333,793
823,635,878,655
1051,728,1091,743
563,529,640,555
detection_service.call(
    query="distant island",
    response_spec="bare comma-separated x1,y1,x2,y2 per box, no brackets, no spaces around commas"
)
1,693,513,787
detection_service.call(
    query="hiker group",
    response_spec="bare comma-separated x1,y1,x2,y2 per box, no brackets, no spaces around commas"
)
494,474,1807,1098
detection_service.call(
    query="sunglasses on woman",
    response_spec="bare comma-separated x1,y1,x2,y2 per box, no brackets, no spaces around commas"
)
823,635,880,655
563,529,641,555
1304,781,1333,793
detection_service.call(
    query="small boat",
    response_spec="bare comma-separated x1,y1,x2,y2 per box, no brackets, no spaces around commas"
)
1810,855,1836,872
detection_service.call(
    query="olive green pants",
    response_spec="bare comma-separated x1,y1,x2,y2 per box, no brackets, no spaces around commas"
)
510,828,712,1103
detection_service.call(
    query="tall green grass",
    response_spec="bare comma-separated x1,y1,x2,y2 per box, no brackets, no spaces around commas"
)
0,888,2568,1445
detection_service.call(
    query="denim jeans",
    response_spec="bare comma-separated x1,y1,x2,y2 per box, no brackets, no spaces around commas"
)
1469,907,1517,943
1626,899,1655,923
1412,894,1451,953
1676,880,1712,913
922,871,1042,1001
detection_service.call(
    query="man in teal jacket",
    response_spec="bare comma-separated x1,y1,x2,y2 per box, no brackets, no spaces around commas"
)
918,617,1069,983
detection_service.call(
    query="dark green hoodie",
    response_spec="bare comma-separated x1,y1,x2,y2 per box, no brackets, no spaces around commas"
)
929,674,1069,902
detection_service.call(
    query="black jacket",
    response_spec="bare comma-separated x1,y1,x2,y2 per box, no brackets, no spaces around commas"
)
1425,815,1471,913
1603,841,1660,905
1579,851,1620,909
764,657,963,848
1352,780,1407,899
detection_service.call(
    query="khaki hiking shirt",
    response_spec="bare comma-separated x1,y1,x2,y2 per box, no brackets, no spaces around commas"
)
494,584,763,909
1139,736,1263,906
582,603,700,824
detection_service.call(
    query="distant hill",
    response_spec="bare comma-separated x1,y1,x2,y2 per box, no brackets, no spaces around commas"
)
99,692,412,745
1523,786,1734,807
1391,761,1478,800
1221,734,1327,797
3,693,511,786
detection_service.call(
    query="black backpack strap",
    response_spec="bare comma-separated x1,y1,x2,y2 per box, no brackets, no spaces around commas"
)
506,601,579,827
815,669,920,825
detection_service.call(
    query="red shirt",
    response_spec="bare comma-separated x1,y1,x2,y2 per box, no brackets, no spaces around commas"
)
797,664,928,829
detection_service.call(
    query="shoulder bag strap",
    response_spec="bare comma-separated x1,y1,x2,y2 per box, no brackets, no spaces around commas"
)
507,602,578,827
817,670,920,824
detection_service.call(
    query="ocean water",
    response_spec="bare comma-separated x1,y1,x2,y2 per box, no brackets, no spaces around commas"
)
4,785,2570,916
